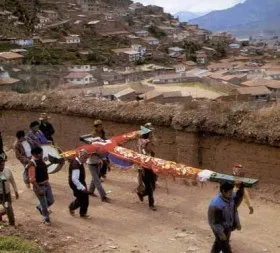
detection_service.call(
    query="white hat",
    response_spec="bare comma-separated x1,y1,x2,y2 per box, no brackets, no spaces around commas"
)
140,126,152,135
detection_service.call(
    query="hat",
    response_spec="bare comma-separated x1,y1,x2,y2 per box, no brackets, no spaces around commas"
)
144,122,154,130
39,113,51,120
94,119,102,126
140,126,152,135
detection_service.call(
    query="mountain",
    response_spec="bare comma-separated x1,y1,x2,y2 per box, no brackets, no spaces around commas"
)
189,0,280,36
175,11,204,22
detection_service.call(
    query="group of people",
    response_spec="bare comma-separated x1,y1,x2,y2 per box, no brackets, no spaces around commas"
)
0,114,254,251
0,116,115,225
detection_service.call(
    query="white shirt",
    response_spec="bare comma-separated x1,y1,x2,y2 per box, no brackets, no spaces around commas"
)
0,168,18,194
71,158,86,191
22,140,32,158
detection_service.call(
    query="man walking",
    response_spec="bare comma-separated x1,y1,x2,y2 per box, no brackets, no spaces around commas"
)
136,129,157,211
39,113,55,143
69,150,90,218
14,130,32,188
0,154,19,226
208,181,244,253
92,119,110,179
28,147,63,225
87,149,110,202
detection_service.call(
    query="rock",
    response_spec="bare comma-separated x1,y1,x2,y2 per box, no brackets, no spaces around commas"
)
41,95,46,101
187,246,199,252
175,232,188,238
262,249,269,252
109,245,118,250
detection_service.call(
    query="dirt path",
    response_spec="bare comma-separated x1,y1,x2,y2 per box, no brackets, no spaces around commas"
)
1,148,280,253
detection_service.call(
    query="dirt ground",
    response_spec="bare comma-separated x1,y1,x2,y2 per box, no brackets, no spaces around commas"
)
1,147,280,253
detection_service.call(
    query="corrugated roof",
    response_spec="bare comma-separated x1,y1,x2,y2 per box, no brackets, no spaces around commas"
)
114,88,135,98
141,90,162,100
242,79,280,87
237,86,271,95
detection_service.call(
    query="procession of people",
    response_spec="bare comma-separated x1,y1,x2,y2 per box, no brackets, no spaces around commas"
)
0,113,254,252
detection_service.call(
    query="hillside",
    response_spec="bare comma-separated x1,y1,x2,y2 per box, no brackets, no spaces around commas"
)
189,0,280,36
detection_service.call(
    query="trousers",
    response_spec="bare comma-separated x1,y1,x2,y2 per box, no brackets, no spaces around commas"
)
88,164,106,198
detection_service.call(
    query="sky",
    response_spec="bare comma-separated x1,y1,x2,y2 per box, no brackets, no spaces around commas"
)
137,0,246,14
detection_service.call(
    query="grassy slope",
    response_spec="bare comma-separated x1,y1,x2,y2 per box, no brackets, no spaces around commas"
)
0,236,43,253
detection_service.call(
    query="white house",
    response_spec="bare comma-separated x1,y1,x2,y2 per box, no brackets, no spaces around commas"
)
42,10,58,19
143,37,159,45
37,15,50,24
13,39,34,46
68,65,91,72
131,44,146,57
174,64,186,73
135,30,149,37
64,35,81,44
122,50,142,62
64,72,95,85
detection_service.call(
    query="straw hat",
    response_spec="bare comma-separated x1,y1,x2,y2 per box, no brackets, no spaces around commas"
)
94,119,103,126
39,113,51,121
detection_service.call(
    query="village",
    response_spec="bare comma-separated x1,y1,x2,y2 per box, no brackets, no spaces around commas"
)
0,0,280,104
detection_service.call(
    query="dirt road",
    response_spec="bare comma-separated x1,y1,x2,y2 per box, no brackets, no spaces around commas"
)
1,148,280,253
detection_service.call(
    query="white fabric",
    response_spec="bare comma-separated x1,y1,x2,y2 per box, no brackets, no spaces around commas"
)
22,140,32,158
0,168,18,194
71,169,85,191
197,169,214,182
75,157,82,165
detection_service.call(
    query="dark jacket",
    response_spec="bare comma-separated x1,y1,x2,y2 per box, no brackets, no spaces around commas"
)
39,121,55,142
208,185,244,236
68,158,86,192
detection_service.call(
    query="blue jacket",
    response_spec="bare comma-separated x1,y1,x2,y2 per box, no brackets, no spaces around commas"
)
208,191,243,236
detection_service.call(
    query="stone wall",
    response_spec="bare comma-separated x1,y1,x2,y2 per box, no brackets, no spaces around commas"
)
1,110,280,185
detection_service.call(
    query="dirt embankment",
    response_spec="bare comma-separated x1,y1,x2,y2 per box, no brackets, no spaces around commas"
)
1,91,280,147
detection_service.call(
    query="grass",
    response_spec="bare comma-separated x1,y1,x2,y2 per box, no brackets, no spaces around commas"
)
0,236,44,253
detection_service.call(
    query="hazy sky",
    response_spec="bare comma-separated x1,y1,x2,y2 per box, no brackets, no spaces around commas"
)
137,0,246,13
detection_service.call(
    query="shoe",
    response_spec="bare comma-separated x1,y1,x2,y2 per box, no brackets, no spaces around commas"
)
88,192,98,197
80,214,90,219
43,219,51,226
69,208,75,216
36,206,42,215
137,193,144,202
149,205,157,211
101,196,110,203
